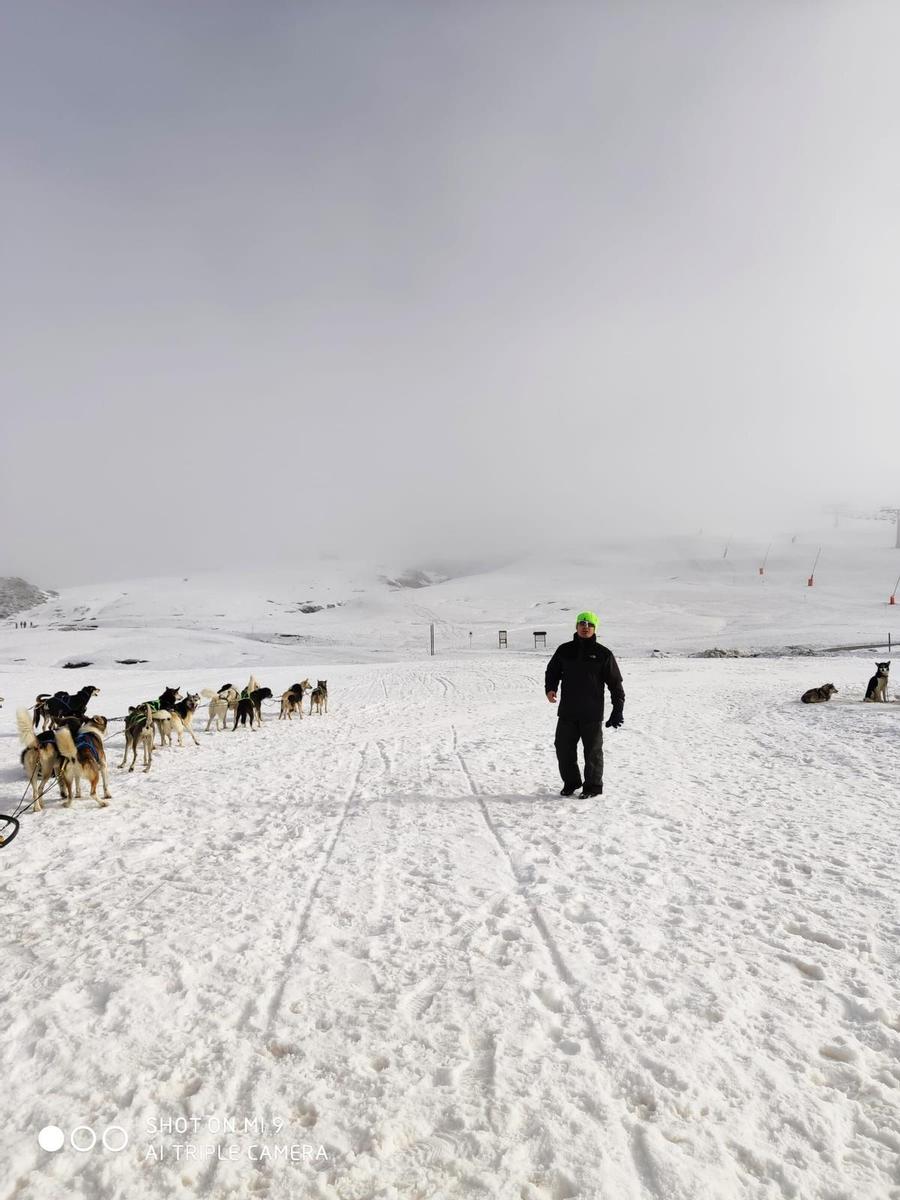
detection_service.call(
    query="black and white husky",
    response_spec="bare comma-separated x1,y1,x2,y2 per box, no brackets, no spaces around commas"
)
157,694,201,747
233,687,272,730
864,661,890,702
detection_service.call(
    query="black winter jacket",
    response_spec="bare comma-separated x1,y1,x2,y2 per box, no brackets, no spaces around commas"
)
544,635,625,723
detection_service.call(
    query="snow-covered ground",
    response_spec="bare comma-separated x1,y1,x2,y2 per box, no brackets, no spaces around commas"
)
2,529,899,1199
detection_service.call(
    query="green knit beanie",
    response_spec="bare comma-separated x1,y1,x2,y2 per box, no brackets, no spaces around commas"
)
575,611,599,628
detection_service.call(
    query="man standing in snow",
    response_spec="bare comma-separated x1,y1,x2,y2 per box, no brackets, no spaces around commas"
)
545,611,625,798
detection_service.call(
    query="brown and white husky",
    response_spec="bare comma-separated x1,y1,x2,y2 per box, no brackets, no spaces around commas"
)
310,680,328,715
63,717,112,805
16,708,75,810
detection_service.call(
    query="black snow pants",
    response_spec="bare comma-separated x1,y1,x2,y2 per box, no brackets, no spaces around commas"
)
554,717,603,791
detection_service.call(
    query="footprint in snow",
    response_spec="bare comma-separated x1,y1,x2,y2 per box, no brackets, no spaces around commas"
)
565,903,600,924
533,985,565,1014
433,1064,462,1087
780,954,826,980
521,1169,580,1200
819,1042,858,1064
786,921,845,950
546,1026,581,1054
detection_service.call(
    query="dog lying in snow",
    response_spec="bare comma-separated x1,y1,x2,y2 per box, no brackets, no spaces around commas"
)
800,683,837,704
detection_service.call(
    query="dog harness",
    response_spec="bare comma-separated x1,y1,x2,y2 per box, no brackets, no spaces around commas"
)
126,701,159,729
76,733,101,763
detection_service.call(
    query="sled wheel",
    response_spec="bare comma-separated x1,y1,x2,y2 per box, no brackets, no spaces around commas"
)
0,815,21,847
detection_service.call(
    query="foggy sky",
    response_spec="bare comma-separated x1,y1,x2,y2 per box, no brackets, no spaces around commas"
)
3,1,900,586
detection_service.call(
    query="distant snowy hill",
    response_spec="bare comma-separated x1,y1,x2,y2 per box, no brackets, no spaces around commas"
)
3,524,899,673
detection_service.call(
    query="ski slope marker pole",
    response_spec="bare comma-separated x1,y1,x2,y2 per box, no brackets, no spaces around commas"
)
808,546,821,587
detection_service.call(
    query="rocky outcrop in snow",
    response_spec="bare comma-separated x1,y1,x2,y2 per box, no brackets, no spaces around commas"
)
0,577,53,618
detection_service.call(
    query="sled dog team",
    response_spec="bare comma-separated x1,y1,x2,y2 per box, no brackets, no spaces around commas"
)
16,676,329,810
11,660,892,809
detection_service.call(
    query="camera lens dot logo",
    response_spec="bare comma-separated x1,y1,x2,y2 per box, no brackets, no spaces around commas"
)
71,1127,97,1152
38,1126,65,1153
103,1126,128,1152
37,1124,129,1153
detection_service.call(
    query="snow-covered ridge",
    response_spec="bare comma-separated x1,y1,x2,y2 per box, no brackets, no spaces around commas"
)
5,525,900,670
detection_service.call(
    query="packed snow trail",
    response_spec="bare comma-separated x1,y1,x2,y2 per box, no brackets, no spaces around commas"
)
1,655,899,1199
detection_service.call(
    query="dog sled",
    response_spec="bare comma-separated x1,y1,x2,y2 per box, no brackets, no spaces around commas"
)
0,814,19,847
2,729,77,845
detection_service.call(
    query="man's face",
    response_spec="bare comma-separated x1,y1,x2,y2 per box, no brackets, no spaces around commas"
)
576,621,595,639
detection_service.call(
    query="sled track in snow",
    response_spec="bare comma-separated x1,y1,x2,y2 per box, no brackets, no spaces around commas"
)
450,725,618,1078
449,723,645,1187
197,741,371,1195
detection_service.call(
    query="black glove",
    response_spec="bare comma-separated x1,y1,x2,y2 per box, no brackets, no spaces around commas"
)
605,711,623,729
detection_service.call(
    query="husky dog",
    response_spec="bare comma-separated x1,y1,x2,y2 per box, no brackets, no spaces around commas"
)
33,685,100,730
135,686,179,743
247,680,270,724
120,704,157,773
202,688,232,731
157,694,201,747
864,661,890,702
62,717,112,806
233,696,258,730
233,687,273,730
801,683,838,704
202,684,239,730
32,696,52,730
279,680,311,720
310,680,328,716
16,708,75,810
